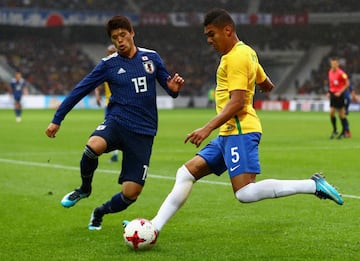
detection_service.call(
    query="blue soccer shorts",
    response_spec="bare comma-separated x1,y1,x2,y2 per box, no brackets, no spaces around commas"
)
13,94,22,102
197,132,261,178
91,118,154,186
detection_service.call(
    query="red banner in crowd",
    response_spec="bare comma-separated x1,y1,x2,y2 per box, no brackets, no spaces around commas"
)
254,100,290,111
140,13,168,25
272,13,308,25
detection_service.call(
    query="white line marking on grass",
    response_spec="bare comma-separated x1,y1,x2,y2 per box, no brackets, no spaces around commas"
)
1,158,360,200
262,145,360,151
342,194,360,199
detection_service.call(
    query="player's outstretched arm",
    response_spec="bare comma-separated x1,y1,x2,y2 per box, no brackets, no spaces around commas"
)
45,123,60,138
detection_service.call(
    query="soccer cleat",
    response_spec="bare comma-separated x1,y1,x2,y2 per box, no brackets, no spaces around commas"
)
344,130,351,138
122,220,130,228
329,131,338,139
109,154,118,162
61,188,90,208
337,132,345,139
311,173,343,205
88,208,103,231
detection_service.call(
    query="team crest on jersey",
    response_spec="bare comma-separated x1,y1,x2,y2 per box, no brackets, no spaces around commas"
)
143,60,155,74
96,124,106,131
226,124,235,131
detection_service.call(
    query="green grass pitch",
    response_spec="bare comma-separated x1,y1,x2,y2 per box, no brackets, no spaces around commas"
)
0,108,359,261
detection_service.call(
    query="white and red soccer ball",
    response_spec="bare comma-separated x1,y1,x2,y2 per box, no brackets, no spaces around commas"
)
123,218,158,250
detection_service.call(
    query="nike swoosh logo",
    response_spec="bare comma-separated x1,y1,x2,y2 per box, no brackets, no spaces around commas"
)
230,165,240,172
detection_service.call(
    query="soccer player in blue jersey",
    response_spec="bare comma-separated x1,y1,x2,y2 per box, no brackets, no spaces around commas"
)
9,71,28,122
45,15,184,231
142,9,343,235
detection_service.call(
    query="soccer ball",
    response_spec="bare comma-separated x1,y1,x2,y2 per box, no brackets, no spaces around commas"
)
123,218,158,250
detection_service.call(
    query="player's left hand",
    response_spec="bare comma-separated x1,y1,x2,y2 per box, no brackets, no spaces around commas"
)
45,123,60,138
184,126,211,148
167,73,184,93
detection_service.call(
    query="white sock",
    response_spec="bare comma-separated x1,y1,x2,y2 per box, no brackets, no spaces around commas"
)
151,165,195,231
235,179,316,203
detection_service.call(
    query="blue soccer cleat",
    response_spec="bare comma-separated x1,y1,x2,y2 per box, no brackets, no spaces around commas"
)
122,220,129,228
61,188,90,208
88,207,103,231
311,173,343,205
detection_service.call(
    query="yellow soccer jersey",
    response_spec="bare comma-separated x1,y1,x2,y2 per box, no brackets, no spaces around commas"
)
216,41,267,135
104,81,111,106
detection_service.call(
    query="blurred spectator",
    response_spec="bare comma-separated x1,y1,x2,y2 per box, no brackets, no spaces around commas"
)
1,2,360,97
259,0,360,13
0,37,94,94
3,0,360,13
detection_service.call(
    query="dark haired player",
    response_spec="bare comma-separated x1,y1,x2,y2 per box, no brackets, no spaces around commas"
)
140,9,343,234
45,15,184,231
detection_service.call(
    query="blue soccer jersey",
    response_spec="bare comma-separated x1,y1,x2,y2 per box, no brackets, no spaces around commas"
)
52,47,178,136
10,78,26,100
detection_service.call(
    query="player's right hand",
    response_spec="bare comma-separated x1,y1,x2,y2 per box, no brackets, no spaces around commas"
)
45,123,60,138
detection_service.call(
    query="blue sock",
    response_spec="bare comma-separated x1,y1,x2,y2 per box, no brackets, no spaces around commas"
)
99,192,136,214
341,118,349,132
15,109,21,117
79,145,99,193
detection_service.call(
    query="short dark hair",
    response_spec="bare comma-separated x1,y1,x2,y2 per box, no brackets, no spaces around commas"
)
106,15,133,37
203,8,235,28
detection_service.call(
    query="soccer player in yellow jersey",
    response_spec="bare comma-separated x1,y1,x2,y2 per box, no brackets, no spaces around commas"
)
95,44,117,108
144,9,343,234
95,44,119,162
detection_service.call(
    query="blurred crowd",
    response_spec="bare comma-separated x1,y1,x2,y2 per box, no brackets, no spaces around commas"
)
0,0,248,12
1,1,360,97
0,26,218,96
0,0,133,12
1,24,359,96
296,43,360,95
2,0,360,13
0,37,94,94
259,0,360,13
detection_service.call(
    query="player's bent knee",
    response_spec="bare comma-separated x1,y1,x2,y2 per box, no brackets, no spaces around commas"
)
122,181,143,200
176,165,196,183
235,183,255,203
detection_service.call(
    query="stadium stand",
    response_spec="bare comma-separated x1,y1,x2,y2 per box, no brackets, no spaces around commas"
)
0,1,359,99
0,0,249,12
0,37,94,94
259,0,360,13
0,0,132,12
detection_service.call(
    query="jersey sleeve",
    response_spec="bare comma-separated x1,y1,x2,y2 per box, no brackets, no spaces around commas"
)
342,72,348,80
256,63,267,84
52,61,107,125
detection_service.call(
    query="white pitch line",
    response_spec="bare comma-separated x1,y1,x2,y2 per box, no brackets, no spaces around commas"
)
1,158,359,200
